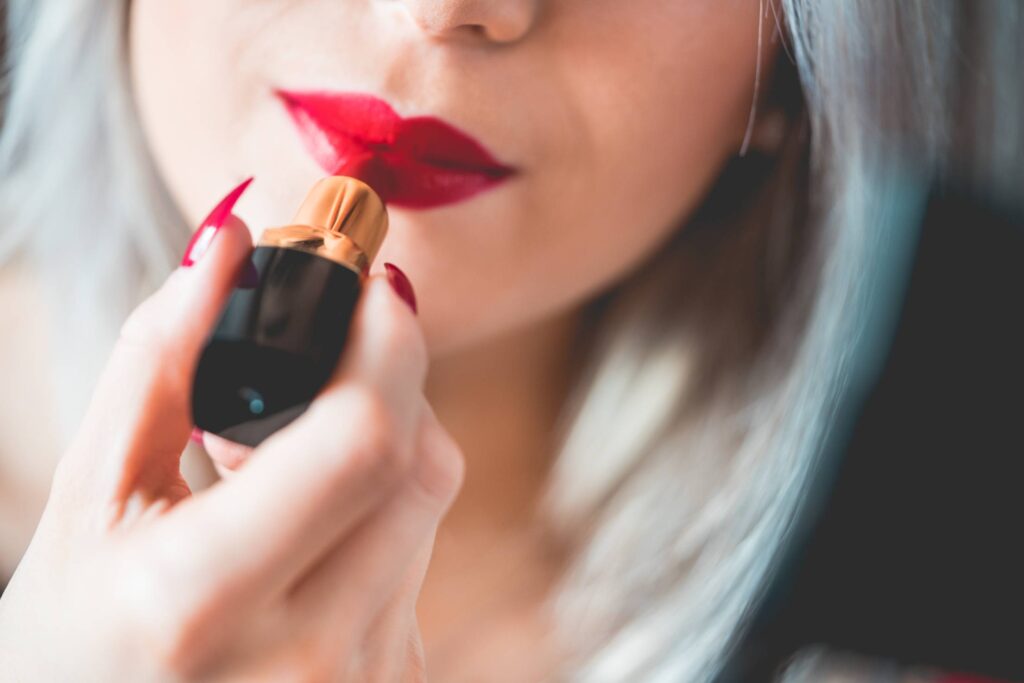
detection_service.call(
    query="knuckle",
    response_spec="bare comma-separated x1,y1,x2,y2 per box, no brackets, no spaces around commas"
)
320,386,413,488
117,302,156,347
413,429,465,510
115,292,189,380
117,284,175,350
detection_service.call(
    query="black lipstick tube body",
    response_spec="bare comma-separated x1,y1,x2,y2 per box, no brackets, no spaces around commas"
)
191,177,388,447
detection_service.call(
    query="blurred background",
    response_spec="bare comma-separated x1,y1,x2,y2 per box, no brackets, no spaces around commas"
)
1,1,1022,681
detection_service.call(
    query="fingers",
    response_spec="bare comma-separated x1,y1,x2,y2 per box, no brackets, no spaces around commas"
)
289,400,463,631
201,432,253,474
172,274,431,600
61,214,254,512
283,402,462,681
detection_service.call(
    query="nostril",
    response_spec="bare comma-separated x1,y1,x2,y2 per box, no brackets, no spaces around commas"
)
394,0,539,45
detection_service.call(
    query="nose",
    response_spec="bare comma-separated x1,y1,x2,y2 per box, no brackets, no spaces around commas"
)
391,0,540,44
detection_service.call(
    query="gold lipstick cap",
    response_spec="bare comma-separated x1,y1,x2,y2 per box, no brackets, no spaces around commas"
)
260,176,389,274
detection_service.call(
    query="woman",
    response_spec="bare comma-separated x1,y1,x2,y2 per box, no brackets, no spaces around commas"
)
0,0,1020,680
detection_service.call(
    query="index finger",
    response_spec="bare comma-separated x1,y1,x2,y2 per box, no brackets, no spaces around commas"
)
59,210,255,512
169,273,429,599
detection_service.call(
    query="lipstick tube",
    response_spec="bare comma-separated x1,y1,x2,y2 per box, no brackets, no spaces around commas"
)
191,176,389,447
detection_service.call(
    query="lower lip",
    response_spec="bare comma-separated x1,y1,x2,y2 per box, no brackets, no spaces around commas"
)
278,91,517,209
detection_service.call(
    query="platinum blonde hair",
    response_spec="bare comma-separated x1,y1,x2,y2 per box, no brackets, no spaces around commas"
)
2,1,1021,680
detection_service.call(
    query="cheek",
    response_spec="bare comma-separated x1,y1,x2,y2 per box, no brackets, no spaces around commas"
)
126,0,765,360
418,6,764,356
492,2,764,325
130,1,259,228
547,2,762,234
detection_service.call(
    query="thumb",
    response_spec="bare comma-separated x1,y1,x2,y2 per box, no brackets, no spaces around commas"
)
60,180,255,518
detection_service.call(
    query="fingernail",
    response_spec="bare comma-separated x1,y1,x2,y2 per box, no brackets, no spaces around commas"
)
384,262,417,314
190,427,205,446
180,177,254,267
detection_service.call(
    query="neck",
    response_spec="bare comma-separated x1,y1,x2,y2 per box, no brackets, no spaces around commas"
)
417,306,582,658
424,307,582,533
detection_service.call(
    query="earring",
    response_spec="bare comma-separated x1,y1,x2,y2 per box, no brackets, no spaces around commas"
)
740,107,790,158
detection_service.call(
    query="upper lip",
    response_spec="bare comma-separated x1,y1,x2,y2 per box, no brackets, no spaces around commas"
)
276,89,517,209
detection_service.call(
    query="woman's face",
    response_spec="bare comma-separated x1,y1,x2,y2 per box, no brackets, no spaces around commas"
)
130,0,770,357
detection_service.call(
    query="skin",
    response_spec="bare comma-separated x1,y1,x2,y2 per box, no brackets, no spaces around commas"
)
128,0,770,356
0,0,781,679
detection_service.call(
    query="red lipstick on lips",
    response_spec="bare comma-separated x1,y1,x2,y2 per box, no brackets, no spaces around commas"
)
277,90,517,209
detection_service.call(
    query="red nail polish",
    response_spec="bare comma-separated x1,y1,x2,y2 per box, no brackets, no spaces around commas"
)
193,177,389,448
189,427,205,446
384,262,417,314
180,177,254,267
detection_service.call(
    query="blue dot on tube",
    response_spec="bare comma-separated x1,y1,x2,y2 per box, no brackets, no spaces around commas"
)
238,387,266,416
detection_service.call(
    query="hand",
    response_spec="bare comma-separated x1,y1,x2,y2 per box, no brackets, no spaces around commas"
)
0,200,463,682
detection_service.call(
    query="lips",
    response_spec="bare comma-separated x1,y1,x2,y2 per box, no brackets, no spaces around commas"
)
277,90,516,209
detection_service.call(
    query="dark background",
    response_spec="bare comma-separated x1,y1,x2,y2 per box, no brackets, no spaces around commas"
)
726,179,1024,681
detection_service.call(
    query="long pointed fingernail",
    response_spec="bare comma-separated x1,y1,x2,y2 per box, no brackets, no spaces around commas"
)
181,177,254,267
384,262,417,314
